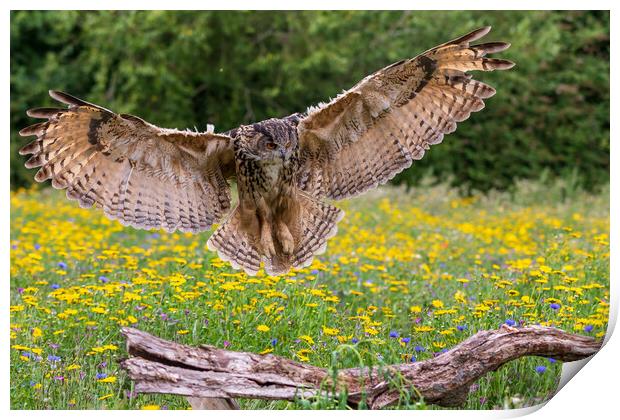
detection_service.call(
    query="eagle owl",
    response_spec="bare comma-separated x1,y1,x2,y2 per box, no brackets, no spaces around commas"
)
19,27,514,276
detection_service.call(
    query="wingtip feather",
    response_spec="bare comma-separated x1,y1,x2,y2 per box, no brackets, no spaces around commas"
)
453,26,492,45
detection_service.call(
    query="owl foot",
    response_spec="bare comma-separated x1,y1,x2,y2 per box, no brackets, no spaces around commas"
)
260,237,277,258
276,222,295,255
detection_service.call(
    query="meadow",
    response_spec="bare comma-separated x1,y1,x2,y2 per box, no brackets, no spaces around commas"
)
10,179,610,410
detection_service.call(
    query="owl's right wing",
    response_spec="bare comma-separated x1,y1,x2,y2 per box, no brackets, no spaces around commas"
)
19,90,236,233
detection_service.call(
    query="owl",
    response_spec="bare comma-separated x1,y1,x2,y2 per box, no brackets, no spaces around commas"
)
19,27,514,276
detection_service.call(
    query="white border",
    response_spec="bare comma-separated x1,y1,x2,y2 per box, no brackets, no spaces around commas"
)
3,2,616,419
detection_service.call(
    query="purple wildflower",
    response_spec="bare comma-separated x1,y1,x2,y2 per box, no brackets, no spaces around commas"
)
505,319,516,327
457,325,466,331
389,330,399,338
51,283,60,290
351,338,359,344
223,340,230,348
401,337,411,344
34,244,41,250
550,303,561,310
548,357,557,364
57,262,67,269
535,366,547,374
584,325,594,333
48,355,61,362
96,373,107,380
414,345,426,352
99,276,109,283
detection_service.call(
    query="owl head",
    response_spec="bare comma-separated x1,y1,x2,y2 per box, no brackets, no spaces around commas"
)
234,118,298,161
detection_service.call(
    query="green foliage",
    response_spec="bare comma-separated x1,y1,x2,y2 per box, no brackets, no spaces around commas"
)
10,11,609,191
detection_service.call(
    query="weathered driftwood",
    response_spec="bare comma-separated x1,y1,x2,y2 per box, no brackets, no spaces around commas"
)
120,325,601,409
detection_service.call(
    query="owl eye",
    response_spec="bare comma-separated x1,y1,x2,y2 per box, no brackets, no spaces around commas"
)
265,142,276,150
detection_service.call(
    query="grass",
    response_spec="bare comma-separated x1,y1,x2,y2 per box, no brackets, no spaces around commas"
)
10,178,609,410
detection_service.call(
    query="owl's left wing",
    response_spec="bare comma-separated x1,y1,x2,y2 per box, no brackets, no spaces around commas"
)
296,27,514,200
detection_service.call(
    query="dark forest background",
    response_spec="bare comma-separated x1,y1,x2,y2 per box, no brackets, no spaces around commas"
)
10,10,610,192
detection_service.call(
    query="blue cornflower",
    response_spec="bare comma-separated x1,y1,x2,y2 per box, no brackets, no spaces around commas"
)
401,337,411,344
457,325,466,331
270,338,278,346
351,338,359,344
389,330,399,338
550,303,561,310
584,325,593,333
311,269,320,275
414,345,426,352
505,319,516,327
535,366,547,374
410,355,417,362
50,283,60,290
34,244,41,250
99,276,109,283
57,262,67,269
48,355,61,362
96,373,107,380
548,357,557,364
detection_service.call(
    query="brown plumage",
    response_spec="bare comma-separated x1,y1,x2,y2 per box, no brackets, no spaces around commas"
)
19,27,514,276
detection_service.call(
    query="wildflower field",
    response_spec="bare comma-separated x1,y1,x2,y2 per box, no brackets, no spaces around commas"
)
10,180,610,410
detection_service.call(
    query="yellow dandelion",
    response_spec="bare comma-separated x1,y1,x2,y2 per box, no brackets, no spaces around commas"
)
322,326,340,336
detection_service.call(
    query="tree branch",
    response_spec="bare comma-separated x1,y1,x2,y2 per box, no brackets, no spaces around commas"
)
120,325,601,409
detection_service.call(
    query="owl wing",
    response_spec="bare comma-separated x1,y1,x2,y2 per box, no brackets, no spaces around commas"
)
296,27,514,200
19,90,235,233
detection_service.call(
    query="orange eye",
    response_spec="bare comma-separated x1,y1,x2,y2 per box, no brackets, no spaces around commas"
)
265,142,276,150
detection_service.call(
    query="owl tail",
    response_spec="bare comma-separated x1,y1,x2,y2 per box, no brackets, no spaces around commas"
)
283,194,344,273
207,195,344,276
207,207,262,276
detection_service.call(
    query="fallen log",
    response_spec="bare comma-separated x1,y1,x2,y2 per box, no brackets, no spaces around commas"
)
120,325,602,409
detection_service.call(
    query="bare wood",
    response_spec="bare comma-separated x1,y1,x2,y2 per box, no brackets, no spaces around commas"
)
120,325,601,409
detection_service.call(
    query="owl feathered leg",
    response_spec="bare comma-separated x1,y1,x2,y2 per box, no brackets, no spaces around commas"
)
265,193,344,276
207,193,343,277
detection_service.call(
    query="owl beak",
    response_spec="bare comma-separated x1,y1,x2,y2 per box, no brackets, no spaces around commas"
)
279,149,286,160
